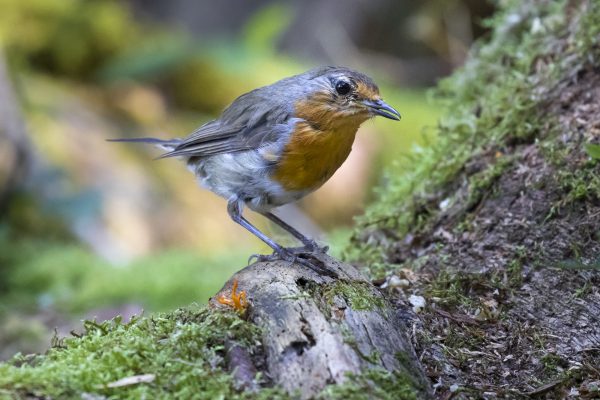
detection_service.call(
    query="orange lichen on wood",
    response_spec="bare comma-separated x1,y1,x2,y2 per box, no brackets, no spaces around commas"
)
217,279,248,312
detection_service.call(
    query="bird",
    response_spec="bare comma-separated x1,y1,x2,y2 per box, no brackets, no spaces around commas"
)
110,66,400,271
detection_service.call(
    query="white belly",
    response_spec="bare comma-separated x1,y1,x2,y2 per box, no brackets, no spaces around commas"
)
186,150,310,212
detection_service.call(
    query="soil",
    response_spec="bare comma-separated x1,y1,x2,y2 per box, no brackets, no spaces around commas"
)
377,65,600,399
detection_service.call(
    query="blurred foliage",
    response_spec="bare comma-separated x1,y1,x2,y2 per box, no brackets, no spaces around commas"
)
0,313,48,361
0,0,140,78
0,235,248,315
243,3,293,55
1,190,72,242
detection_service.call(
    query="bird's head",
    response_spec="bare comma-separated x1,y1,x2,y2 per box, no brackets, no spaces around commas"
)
293,67,401,129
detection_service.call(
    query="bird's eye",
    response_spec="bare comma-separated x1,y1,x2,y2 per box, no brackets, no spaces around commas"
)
335,80,351,95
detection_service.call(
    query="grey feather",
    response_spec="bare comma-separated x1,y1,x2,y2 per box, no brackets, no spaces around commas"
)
113,66,377,160
163,66,365,159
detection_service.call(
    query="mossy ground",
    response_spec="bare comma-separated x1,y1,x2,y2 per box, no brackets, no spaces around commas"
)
0,306,290,399
346,0,600,398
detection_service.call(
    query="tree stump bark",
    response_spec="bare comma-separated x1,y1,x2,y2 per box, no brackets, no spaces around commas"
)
211,253,432,399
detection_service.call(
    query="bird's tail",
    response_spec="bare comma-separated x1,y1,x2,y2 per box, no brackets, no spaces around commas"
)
107,137,182,152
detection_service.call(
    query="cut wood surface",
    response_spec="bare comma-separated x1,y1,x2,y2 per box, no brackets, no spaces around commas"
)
211,253,432,399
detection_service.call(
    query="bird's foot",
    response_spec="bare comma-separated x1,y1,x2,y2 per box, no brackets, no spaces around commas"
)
248,248,336,277
247,253,279,264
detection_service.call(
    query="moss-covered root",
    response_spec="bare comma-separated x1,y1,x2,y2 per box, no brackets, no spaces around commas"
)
0,307,282,399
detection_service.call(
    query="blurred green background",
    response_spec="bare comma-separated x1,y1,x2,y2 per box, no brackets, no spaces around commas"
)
0,0,494,358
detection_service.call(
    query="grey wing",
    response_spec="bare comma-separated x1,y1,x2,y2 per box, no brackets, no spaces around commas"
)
160,89,293,159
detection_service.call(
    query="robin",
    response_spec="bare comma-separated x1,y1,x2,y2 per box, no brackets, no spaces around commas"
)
110,66,400,270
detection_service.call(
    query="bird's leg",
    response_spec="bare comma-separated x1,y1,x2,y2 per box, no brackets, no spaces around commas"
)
260,212,328,253
227,200,330,275
227,200,287,256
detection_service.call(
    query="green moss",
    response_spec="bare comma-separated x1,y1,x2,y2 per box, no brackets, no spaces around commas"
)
557,163,600,204
574,1,600,59
0,306,291,399
506,246,526,287
425,269,508,321
322,281,386,312
465,156,513,211
300,280,386,320
317,368,419,400
543,155,600,221
347,0,599,276
541,353,567,374
426,271,482,309
1,0,141,78
394,352,412,369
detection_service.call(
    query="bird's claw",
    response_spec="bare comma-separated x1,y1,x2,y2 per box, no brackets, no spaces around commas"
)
247,254,261,265
247,246,336,276
247,247,336,277
248,253,278,264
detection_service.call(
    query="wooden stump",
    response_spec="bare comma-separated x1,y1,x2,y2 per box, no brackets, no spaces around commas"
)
211,253,431,399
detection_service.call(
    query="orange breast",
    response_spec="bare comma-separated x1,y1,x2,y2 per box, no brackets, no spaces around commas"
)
272,97,367,192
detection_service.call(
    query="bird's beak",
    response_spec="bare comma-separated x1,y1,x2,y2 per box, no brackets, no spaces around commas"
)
362,99,401,121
